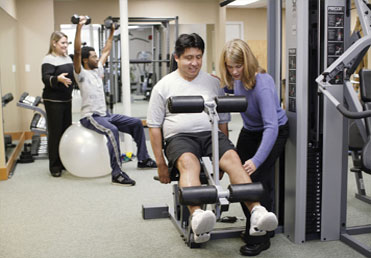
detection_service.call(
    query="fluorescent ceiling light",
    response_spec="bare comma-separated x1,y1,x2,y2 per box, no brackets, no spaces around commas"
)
228,0,259,6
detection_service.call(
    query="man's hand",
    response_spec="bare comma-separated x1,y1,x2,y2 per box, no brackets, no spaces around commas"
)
57,73,72,87
157,163,171,184
243,159,256,176
79,16,88,25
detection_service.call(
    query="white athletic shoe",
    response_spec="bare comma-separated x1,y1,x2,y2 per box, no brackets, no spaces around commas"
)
191,209,216,243
249,205,278,236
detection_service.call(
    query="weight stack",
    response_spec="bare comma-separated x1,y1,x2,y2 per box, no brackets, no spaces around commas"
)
306,144,322,240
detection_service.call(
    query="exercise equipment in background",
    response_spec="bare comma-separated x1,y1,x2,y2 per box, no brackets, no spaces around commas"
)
59,123,111,178
314,1,371,254
99,16,179,107
345,69,371,205
17,92,48,159
2,93,15,162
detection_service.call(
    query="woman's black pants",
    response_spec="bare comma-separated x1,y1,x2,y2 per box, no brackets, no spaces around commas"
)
237,122,289,245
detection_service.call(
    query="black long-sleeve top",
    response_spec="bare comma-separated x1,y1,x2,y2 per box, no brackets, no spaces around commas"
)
41,54,75,101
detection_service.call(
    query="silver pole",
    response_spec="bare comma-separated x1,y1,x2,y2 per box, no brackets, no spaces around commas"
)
267,0,282,97
119,0,133,152
205,101,220,185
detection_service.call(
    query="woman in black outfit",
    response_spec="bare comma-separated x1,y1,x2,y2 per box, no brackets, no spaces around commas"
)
41,31,75,177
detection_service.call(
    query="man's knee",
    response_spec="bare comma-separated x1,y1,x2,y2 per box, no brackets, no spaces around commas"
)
177,152,200,171
108,125,119,136
221,149,241,164
220,149,247,179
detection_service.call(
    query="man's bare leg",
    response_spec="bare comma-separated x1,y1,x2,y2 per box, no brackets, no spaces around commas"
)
177,152,216,243
220,150,278,235
177,152,202,213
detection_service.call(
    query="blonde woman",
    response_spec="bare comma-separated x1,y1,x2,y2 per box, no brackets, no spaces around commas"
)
219,39,288,256
41,31,75,177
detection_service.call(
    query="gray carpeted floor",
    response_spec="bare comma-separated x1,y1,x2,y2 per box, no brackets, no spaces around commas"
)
0,112,370,258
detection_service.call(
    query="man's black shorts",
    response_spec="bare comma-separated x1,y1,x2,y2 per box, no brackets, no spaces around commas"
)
164,131,236,173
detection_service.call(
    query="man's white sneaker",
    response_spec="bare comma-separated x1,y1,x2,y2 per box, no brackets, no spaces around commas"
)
191,209,216,243
249,205,278,236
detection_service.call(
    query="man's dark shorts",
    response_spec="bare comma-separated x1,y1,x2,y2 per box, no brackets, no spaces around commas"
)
164,131,236,173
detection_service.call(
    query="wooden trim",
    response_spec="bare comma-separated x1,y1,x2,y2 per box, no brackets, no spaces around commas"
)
0,132,28,180
5,131,39,140
0,167,8,180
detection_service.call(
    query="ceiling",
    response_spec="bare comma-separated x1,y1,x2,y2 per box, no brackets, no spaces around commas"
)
226,0,268,9
54,0,268,8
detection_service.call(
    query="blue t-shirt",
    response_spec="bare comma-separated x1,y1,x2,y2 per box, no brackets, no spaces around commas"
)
230,73,287,168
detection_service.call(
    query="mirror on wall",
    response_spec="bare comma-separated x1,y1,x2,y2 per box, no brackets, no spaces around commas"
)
0,8,19,168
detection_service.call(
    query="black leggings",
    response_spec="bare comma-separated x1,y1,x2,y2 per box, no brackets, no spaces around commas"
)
238,122,289,244
44,100,72,174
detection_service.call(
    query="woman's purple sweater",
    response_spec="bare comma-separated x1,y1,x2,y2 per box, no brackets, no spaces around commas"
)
233,73,288,168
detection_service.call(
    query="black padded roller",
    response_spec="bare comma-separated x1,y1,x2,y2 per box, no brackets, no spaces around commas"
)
179,185,218,205
362,140,371,174
19,92,28,102
228,183,264,203
216,96,248,113
167,96,204,113
2,93,14,106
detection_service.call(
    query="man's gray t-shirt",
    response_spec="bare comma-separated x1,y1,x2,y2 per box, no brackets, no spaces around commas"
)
147,70,230,139
74,62,106,118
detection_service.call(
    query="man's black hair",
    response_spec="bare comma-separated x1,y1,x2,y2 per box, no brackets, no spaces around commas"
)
81,46,95,65
174,33,205,58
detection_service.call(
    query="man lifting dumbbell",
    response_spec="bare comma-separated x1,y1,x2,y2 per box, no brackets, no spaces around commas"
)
73,16,157,186
146,33,278,248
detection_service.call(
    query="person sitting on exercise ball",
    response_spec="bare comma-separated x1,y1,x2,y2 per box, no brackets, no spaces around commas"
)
73,16,157,186
219,39,289,256
146,33,278,246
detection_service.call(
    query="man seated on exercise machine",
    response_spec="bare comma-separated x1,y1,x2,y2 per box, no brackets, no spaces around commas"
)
146,33,278,248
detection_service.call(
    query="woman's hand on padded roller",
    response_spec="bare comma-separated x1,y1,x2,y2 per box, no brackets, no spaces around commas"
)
243,159,256,176
57,73,72,87
158,163,171,184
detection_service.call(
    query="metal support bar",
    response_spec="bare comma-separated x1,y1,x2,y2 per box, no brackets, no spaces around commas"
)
355,0,371,36
340,233,371,257
267,0,282,97
204,101,220,186
355,193,371,204
346,225,371,235
344,80,367,141
318,86,340,106
129,17,178,23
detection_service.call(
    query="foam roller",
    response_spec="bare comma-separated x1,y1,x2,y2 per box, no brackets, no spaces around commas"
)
167,96,204,113
228,183,264,203
216,96,247,113
179,185,218,205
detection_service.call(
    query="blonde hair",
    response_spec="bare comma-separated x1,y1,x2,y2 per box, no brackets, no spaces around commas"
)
219,39,265,90
47,31,68,55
